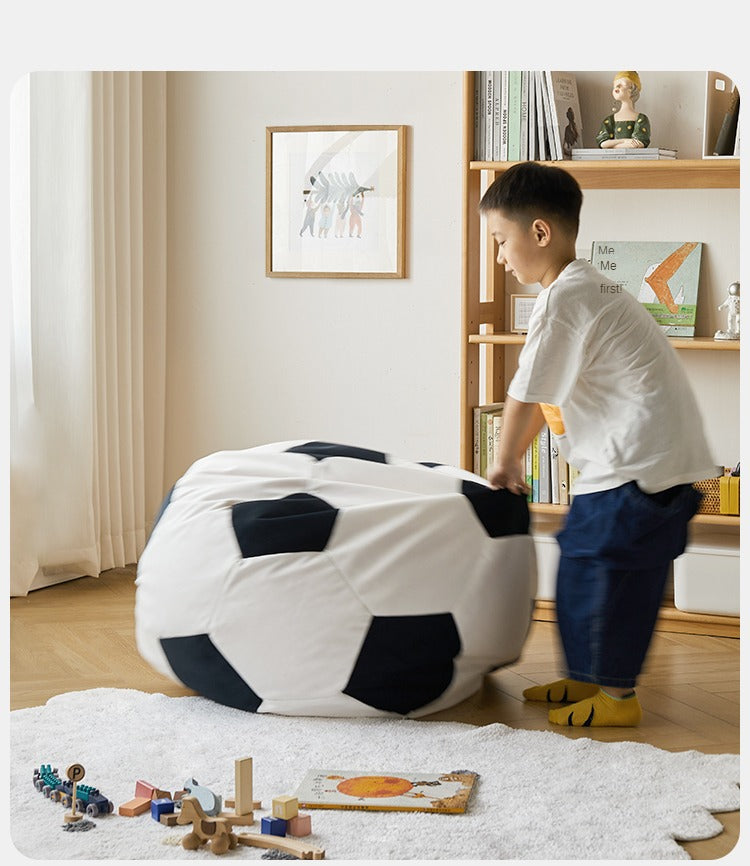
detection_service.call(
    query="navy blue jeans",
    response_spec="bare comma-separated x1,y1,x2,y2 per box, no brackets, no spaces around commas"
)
555,481,701,689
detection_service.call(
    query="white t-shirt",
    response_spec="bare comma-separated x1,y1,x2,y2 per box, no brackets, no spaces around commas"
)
507,259,717,495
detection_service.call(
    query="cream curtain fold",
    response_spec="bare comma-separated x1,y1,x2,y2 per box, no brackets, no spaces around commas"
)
9,71,167,596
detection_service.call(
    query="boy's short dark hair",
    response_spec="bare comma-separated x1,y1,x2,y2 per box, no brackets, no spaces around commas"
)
478,161,583,235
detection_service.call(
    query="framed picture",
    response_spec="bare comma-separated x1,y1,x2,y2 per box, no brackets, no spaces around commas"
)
510,294,538,333
266,125,407,278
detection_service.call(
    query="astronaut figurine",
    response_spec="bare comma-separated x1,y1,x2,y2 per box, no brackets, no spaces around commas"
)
714,281,740,340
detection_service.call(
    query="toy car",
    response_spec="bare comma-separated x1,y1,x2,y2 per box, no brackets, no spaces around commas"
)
33,764,114,818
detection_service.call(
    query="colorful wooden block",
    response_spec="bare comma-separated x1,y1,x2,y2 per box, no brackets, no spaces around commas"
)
235,757,254,815
135,780,171,800
272,795,298,820
261,816,287,837
159,812,180,826
135,780,157,799
151,798,175,821
118,796,151,817
287,814,312,837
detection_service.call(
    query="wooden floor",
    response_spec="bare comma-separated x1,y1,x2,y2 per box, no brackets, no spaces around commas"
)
9,567,740,858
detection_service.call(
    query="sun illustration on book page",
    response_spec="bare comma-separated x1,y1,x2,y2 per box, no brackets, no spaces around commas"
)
296,770,478,812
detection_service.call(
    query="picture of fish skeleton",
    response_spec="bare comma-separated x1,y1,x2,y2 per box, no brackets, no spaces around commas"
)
300,171,374,240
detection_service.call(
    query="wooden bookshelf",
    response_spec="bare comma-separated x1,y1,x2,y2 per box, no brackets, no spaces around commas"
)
461,72,740,635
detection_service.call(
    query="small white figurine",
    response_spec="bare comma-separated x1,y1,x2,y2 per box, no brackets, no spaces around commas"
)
714,281,740,340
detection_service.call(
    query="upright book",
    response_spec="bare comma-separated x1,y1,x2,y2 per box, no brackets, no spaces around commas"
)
507,71,522,162
544,71,582,159
590,240,703,337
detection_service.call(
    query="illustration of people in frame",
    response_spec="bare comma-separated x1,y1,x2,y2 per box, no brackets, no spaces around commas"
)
299,169,373,241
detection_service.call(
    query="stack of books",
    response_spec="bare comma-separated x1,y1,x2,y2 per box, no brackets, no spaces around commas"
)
473,71,583,161
523,424,577,505
572,147,677,161
473,405,577,505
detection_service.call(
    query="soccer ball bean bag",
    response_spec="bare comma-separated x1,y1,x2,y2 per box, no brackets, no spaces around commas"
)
135,441,537,717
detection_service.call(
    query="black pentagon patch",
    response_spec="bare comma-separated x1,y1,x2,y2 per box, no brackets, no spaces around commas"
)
232,493,338,557
461,480,530,537
343,613,461,715
418,461,444,468
286,441,387,463
160,633,262,712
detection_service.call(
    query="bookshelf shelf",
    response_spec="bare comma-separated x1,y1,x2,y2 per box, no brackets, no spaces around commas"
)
469,332,740,350
461,72,740,635
469,158,740,190
529,503,739,527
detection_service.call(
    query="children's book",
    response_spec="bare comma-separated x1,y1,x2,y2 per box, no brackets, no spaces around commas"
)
589,240,703,337
544,71,582,159
295,769,478,813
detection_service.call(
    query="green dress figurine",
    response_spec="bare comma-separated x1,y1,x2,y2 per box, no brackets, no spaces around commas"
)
596,71,651,149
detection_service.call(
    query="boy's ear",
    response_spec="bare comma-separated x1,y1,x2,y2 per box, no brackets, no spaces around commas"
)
532,218,552,246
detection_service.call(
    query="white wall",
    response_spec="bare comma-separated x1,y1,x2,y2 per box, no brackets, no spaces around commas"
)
165,72,463,487
164,70,740,495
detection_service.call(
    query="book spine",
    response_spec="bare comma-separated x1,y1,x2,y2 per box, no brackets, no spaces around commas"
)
492,413,504,468
525,440,533,502
485,71,494,162
492,71,502,161
541,71,560,159
534,72,548,159
527,70,537,160
473,406,482,475
558,451,569,505
568,464,580,499
550,435,560,505
474,72,483,160
480,72,488,160
519,71,529,160
531,433,540,503
500,70,509,161
538,424,551,504
507,71,522,161
485,412,495,478
479,410,490,478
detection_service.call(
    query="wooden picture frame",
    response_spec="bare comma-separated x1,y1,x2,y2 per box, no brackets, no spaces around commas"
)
266,125,407,278
510,294,538,333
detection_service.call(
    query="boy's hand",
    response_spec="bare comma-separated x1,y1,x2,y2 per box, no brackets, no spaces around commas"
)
488,459,530,496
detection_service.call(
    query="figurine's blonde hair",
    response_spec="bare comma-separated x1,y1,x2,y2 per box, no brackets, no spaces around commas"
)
613,71,641,103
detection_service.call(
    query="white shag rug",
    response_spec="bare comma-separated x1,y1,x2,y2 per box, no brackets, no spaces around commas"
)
9,688,740,860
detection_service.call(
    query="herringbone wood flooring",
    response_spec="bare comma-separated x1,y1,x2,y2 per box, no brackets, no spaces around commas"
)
9,567,740,858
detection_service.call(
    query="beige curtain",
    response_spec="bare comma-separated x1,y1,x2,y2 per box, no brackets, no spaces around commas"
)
9,72,167,596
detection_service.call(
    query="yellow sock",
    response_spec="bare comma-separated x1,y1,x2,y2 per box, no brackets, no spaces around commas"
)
548,689,642,727
522,678,599,703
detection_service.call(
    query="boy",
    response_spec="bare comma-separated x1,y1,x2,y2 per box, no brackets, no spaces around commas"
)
480,162,716,727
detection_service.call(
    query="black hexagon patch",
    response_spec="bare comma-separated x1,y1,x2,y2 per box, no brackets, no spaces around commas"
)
343,613,461,715
160,633,262,712
461,480,530,537
232,493,339,558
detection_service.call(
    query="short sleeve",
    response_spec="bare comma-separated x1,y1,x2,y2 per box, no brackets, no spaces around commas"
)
507,311,585,406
